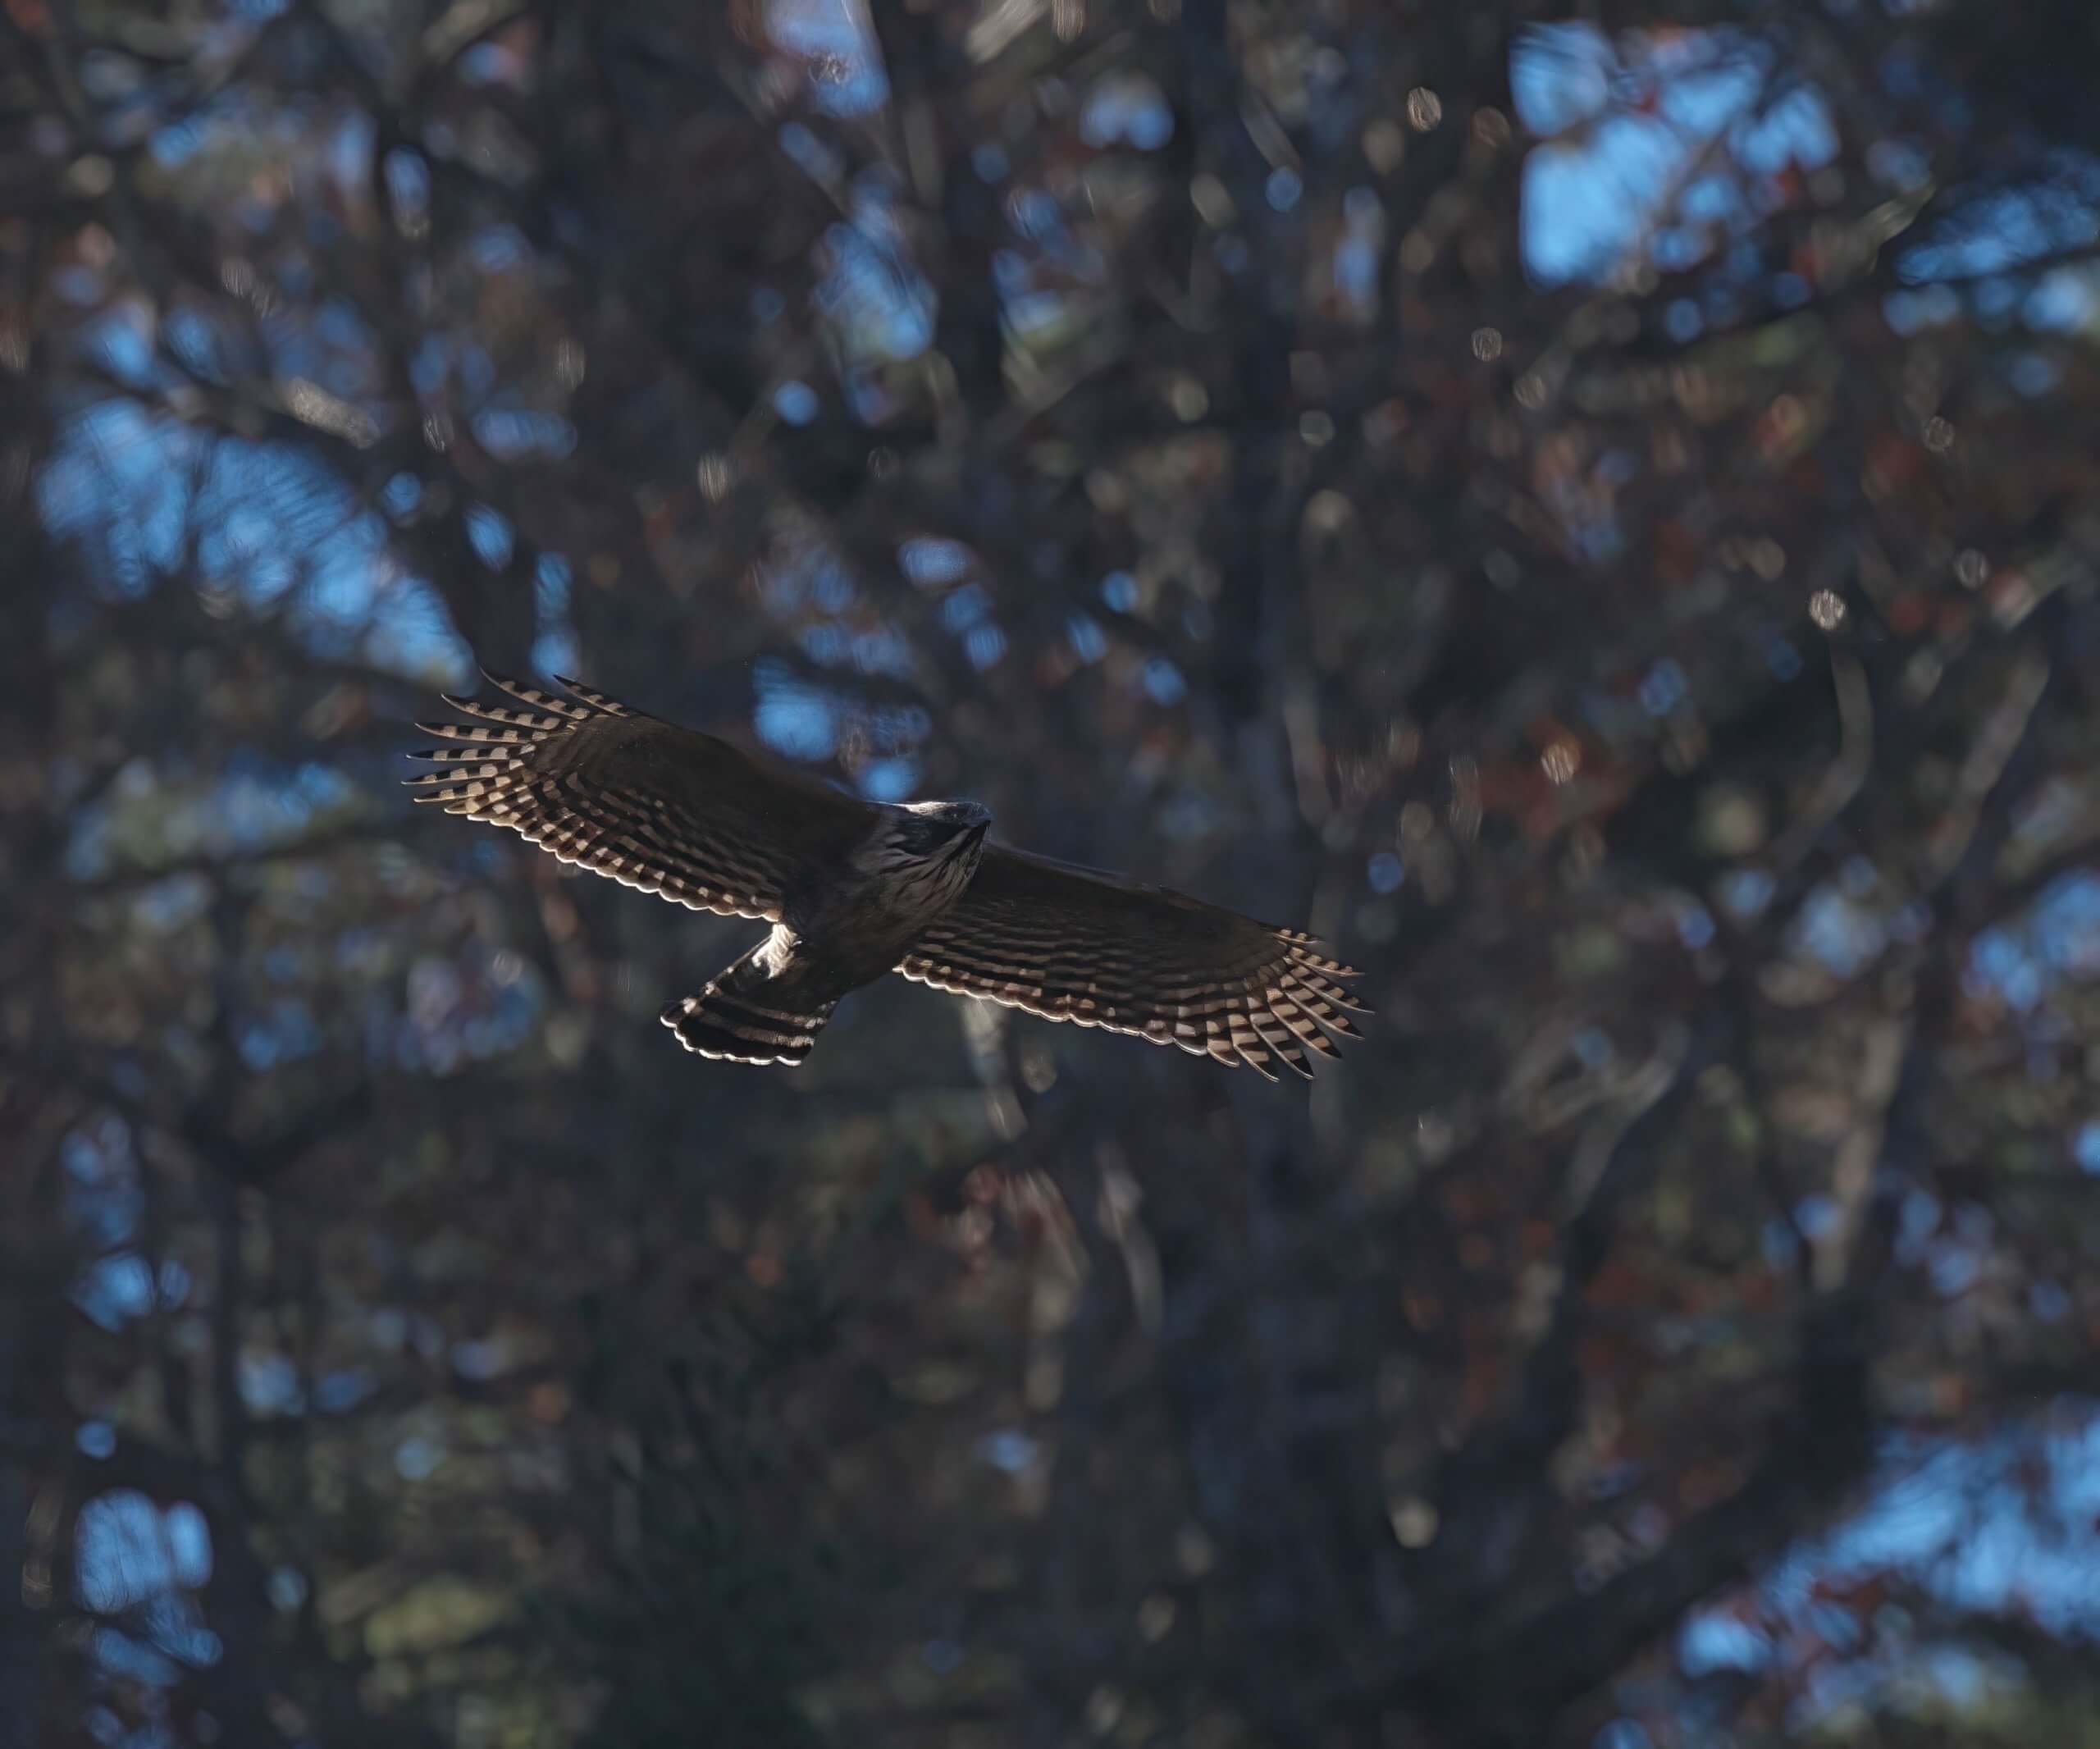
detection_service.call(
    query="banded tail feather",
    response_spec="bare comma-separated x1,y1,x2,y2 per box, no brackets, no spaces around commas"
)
409,674,1372,1077
660,985,835,1067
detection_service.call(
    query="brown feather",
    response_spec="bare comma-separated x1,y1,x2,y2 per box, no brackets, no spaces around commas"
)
404,674,872,922
896,845,1367,1077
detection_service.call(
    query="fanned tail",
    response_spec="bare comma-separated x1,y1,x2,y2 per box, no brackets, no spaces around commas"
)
660,944,836,1068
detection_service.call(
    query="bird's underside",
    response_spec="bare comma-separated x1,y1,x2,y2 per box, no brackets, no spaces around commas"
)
406,674,1368,1078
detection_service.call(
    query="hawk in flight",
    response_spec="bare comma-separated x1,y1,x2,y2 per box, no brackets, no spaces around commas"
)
407,675,1366,1078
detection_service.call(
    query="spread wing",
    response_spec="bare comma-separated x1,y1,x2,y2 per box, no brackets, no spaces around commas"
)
404,674,871,921
896,845,1367,1079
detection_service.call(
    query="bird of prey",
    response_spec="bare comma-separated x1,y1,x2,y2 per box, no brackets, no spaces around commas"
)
405,675,1367,1078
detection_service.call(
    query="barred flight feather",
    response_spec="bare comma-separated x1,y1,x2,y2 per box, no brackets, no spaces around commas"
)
895,845,1364,1080
411,677,1369,1077
405,672,871,924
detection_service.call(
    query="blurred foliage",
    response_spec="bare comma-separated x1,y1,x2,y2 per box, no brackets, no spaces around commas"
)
7,0,2100,1744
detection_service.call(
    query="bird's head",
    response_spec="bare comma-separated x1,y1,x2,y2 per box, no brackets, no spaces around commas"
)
857,798,992,891
900,799,992,843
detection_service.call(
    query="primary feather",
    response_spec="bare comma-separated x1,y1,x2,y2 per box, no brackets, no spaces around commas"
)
405,672,871,922
409,675,1366,1077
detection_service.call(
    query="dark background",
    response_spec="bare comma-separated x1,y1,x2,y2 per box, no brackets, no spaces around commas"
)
7,1,2100,1744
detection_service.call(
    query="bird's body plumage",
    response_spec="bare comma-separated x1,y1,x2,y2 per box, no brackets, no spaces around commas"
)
408,675,1365,1077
